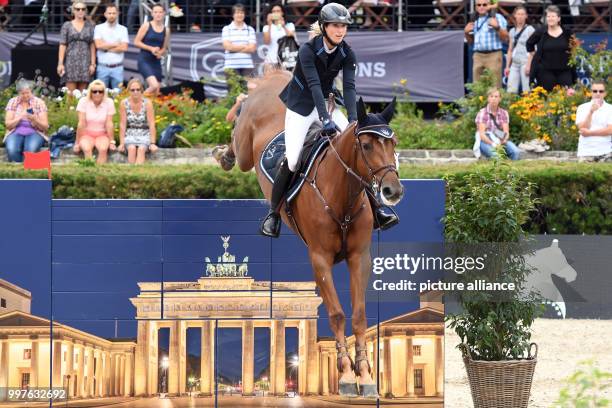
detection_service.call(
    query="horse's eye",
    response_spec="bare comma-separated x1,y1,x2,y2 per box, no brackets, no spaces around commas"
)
363,143,373,151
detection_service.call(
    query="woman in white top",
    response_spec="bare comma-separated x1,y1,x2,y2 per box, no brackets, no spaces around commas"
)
262,3,295,70
504,6,534,94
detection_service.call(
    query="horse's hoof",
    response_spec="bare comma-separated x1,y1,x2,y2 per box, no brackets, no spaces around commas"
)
359,383,378,398
338,381,359,397
212,145,228,162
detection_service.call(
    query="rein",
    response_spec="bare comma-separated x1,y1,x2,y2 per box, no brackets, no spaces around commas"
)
285,98,398,261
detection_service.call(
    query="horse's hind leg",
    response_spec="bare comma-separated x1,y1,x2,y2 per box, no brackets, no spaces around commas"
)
309,249,359,396
347,249,377,396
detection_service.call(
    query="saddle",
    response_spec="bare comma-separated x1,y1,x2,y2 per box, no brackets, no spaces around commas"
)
259,122,329,204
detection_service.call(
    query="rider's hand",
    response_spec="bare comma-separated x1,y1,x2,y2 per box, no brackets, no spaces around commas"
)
321,119,337,136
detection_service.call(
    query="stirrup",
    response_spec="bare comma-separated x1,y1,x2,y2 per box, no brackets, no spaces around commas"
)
260,210,281,238
336,341,355,372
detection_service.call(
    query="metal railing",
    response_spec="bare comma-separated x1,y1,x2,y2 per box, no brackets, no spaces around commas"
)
0,0,609,33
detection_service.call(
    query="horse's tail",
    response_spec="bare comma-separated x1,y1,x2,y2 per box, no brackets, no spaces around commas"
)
212,144,236,171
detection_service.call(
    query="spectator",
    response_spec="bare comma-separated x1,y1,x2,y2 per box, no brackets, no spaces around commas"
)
262,3,295,71
575,80,611,162
94,4,128,90
74,79,116,164
473,87,521,160
526,6,575,92
134,3,170,96
118,78,157,164
126,0,139,33
222,4,257,78
464,0,508,87
58,2,96,93
3,79,48,162
504,6,534,94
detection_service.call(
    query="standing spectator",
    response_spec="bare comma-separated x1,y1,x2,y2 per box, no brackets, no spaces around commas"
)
57,2,96,93
74,79,116,164
526,6,575,92
94,4,128,90
473,87,521,160
134,3,170,96
504,6,534,94
262,3,295,71
3,80,48,162
575,80,611,162
222,4,257,77
118,79,157,165
126,0,139,33
464,0,509,87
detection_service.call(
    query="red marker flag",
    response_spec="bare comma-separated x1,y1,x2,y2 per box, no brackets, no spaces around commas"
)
23,150,52,179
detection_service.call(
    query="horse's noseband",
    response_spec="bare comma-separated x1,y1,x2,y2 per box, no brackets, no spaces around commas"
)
354,124,399,194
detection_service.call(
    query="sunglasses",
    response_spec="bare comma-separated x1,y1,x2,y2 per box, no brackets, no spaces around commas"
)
476,3,488,6
592,89,605,93
74,7,86,11
130,88,143,92
91,89,104,94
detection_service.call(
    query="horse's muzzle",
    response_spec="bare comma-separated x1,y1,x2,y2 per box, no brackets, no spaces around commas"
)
381,183,404,206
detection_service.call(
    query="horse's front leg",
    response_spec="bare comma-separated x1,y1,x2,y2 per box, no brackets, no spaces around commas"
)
309,249,359,397
347,247,377,397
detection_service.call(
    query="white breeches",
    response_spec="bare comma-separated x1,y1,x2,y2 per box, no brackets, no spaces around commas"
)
284,104,349,172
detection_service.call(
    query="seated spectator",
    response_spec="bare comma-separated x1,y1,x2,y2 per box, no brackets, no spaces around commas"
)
473,87,521,160
222,4,257,78
3,79,49,162
74,79,116,164
262,3,295,71
118,79,157,165
575,80,611,162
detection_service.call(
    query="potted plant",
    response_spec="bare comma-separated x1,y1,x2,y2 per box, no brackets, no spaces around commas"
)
445,160,544,408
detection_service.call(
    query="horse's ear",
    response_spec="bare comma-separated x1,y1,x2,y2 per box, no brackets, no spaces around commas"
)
381,97,397,123
357,97,367,125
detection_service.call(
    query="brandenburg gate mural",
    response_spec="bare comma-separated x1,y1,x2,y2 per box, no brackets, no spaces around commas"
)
0,181,446,404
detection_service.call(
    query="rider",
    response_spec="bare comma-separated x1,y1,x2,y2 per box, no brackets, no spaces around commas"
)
260,3,399,238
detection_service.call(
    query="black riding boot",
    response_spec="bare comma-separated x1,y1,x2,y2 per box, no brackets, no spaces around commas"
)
368,193,399,231
260,160,294,238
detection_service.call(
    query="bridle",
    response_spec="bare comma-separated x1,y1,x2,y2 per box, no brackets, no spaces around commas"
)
327,123,399,198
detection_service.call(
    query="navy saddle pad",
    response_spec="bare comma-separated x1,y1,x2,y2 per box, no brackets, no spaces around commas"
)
259,127,329,203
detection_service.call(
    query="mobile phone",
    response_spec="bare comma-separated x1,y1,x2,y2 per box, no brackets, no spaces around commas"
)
27,108,34,114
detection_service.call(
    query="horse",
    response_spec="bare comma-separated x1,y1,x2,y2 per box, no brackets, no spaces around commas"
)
214,70,404,397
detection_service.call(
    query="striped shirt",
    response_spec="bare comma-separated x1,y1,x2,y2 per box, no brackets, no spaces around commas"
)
473,13,507,52
222,22,256,69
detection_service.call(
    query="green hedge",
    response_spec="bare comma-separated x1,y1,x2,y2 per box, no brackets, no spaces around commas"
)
0,162,609,234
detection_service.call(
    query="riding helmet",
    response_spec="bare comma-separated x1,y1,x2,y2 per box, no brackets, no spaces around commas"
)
318,3,353,26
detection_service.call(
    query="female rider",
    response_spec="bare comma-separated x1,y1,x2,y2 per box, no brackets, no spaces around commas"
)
260,3,398,237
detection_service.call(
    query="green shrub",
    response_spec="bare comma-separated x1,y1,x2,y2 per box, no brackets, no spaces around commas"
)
554,360,612,408
0,162,609,234
445,161,543,361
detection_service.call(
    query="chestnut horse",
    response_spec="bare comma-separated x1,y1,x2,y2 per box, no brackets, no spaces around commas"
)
214,70,404,397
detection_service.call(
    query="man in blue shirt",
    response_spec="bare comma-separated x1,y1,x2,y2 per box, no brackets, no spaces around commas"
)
464,0,508,87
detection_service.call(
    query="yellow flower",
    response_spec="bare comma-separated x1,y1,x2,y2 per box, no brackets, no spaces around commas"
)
571,125,577,130
479,96,484,102
571,113,576,121
549,102,557,108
